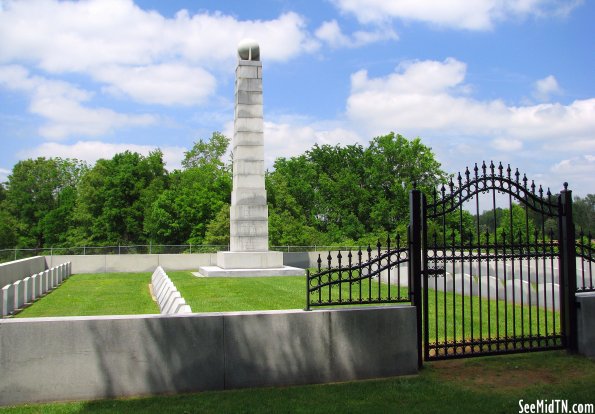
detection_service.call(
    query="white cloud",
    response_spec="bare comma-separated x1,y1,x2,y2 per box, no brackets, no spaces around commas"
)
0,0,322,108
331,0,582,30
20,140,186,171
223,118,362,168
551,154,595,175
346,58,595,149
549,155,595,194
0,0,317,71
0,168,10,183
95,64,216,106
491,138,523,151
263,121,361,165
533,75,561,102
315,20,397,48
0,65,156,139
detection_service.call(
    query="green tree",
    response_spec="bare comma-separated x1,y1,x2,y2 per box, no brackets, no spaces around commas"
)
496,204,537,243
145,133,232,245
574,194,594,235
0,208,17,249
203,203,231,246
266,132,446,244
5,157,87,247
182,131,230,170
364,132,447,231
73,150,167,245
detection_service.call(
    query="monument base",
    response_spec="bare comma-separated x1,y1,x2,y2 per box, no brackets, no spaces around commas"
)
195,251,304,277
194,265,304,278
216,251,283,269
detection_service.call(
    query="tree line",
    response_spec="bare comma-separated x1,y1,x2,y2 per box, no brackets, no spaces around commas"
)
0,132,592,250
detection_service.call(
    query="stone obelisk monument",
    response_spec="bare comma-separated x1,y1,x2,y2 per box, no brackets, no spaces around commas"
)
198,39,303,277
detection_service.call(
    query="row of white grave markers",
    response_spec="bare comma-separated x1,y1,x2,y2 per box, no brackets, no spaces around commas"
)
151,266,192,315
0,262,72,317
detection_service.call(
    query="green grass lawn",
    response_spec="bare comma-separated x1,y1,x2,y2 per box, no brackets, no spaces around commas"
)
16,271,561,352
1,350,593,413
167,272,307,312
14,273,159,317
426,288,560,344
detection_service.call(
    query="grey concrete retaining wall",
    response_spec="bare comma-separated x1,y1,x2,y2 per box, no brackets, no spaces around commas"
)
0,257,46,287
0,306,417,406
45,254,218,274
44,253,314,273
43,251,339,274
576,292,595,359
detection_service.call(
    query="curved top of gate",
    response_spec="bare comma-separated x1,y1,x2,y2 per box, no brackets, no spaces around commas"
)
425,161,562,218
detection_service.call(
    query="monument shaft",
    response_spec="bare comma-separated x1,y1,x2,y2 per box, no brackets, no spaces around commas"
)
198,39,303,275
230,59,268,252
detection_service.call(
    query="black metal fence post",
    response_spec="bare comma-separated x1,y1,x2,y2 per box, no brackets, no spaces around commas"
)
559,183,578,353
409,188,423,369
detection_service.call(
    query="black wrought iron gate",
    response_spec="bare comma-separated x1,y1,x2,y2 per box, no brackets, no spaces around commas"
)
306,161,586,366
411,162,578,361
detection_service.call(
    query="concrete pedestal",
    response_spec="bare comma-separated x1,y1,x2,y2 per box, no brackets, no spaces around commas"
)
217,251,283,269
196,265,304,278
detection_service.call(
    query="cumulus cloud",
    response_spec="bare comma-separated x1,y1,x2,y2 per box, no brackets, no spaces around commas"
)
315,19,397,48
533,75,561,102
223,118,362,167
549,155,595,193
0,0,317,71
0,168,10,183
0,0,320,108
20,140,186,171
0,65,156,139
331,0,582,30
491,138,523,151
95,64,216,106
346,58,595,149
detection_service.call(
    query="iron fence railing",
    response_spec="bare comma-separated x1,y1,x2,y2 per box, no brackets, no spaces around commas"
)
306,235,410,310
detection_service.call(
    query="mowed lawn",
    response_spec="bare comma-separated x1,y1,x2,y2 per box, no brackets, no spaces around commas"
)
1,350,594,413
14,273,159,317
167,271,307,312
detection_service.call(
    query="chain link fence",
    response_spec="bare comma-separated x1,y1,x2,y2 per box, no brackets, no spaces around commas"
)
0,244,364,264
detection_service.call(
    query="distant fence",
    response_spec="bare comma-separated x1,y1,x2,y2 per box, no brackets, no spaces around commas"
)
0,244,365,264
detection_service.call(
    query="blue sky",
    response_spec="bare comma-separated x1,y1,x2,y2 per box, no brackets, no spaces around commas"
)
0,0,593,195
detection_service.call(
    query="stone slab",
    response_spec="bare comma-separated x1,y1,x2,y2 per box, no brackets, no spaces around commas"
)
235,90,262,105
234,118,263,134
229,236,269,252
217,251,283,269
0,314,225,405
576,292,595,358
231,188,267,205
13,280,23,310
36,272,44,296
233,144,264,160
196,266,305,278
223,306,417,389
23,277,32,304
31,274,39,300
1,285,10,317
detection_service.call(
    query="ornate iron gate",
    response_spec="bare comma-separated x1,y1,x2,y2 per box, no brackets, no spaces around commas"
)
412,162,577,361
306,161,583,366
